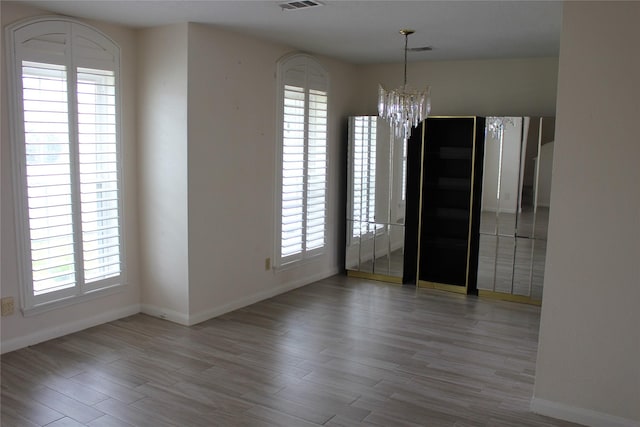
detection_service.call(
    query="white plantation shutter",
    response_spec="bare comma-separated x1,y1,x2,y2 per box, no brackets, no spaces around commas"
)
8,18,124,311
277,55,328,266
281,85,305,258
77,67,121,284
22,62,76,295
305,89,327,250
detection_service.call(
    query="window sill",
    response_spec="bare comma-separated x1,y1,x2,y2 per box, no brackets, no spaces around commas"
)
273,251,324,272
22,283,127,317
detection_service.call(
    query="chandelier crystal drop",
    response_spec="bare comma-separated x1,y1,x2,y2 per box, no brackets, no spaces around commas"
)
378,29,431,141
486,116,516,139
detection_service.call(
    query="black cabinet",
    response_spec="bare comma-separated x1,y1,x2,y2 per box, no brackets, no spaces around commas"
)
404,117,485,294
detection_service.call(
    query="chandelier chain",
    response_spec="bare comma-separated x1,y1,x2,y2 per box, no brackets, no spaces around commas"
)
403,32,408,87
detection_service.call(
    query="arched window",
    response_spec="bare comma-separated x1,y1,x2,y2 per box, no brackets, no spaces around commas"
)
275,54,329,267
6,17,124,313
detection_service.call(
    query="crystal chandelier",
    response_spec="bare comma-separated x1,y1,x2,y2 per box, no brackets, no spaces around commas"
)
378,29,431,141
486,116,515,139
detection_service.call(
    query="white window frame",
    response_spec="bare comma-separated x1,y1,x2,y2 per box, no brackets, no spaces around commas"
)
275,53,329,268
6,16,126,314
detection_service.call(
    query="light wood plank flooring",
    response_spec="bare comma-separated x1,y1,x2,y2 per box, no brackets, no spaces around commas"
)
1,275,580,426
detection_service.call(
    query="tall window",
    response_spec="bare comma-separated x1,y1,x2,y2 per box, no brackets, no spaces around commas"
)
7,18,124,312
276,54,328,267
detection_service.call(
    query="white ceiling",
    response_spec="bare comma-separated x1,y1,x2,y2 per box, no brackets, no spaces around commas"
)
17,0,563,64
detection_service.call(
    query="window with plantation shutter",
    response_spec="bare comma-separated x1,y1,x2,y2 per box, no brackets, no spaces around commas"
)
276,54,328,267
7,17,124,312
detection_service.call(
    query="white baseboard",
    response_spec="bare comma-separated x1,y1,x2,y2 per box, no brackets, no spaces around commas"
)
531,398,640,427
188,268,340,326
0,304,141,354
1,269,340,352
140,304,190,325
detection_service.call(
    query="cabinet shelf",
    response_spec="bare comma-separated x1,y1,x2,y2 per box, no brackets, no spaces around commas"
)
424,159,473,181
423,207,470,220
426,146,472,160
423,236,469,249
427,177,471,191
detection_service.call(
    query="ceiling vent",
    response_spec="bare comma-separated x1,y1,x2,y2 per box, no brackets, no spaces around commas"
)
279,0,323,11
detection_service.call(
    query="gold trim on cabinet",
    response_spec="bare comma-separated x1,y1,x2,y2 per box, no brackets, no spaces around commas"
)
347,270,403,285
415,121,427,290
478,290,542,306
419,280,468,294
463,117,478,291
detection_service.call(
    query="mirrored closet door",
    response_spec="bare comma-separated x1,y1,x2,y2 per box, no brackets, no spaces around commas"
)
477,116,555,303
345,116,406,282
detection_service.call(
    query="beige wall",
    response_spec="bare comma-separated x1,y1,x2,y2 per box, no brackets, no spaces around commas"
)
533,2,640,426
185,23,361,321
186,23,292,318
1,2,141,352
357,57,559,117
137,24,190,321
136,22,360,324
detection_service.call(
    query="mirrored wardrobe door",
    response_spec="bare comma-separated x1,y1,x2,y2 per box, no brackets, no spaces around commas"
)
478,117,519,292
477,234,497,291
497,118,523,237
531,116,555,300
345,115,378,275
477,116,554,304
345,116,406,283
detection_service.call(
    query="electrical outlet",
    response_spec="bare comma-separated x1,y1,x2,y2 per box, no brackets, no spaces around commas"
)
1,297,15,316
265,257,271,271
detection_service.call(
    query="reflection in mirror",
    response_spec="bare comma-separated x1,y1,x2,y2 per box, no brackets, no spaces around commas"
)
345,220,359,270
478,234,496,287
477,116,554,302
513,237,534,294
345,116,406,281
495,236,515,293
531,240,546,300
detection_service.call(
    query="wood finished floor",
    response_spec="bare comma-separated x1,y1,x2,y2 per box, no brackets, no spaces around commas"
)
1,275,581,427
